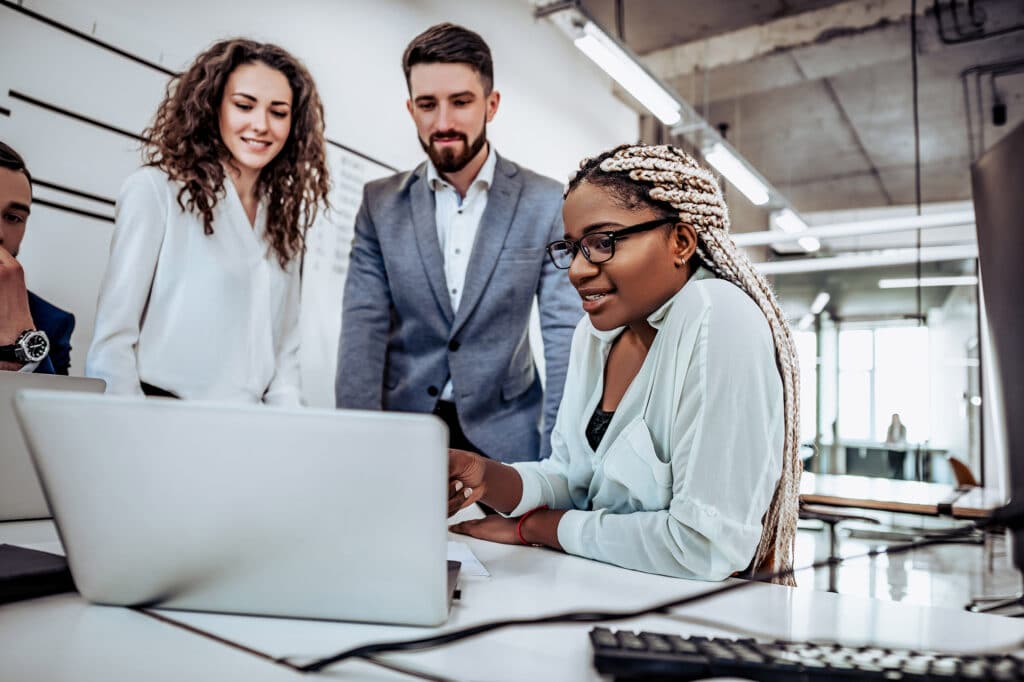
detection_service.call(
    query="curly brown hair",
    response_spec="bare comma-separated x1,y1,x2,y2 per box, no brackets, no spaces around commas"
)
143,38,330,267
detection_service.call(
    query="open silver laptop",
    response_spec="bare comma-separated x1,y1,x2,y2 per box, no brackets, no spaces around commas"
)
0,373,105,521
14,391,453,626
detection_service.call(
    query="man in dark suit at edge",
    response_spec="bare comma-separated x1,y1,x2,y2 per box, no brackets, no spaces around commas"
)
0,141,75,375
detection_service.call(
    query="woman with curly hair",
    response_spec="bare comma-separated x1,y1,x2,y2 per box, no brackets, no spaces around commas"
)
87,38,329,404
448,144,801,584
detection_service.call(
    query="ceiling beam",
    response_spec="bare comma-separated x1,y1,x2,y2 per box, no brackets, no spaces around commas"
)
641,0,919,81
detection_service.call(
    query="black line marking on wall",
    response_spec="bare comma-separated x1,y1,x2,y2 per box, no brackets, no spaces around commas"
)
326,139,399,173
9,90,145,142
34,198,114,223
34,179,116,206
0,0,174,76
0,105,10,117
2,1,399,173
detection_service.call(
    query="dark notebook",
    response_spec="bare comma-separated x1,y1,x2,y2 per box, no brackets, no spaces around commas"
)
0,543,76,604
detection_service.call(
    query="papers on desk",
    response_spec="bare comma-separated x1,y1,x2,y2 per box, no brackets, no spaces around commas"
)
447,541,489,577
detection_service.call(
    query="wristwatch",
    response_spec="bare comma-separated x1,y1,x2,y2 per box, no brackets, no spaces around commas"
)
0,329,50,364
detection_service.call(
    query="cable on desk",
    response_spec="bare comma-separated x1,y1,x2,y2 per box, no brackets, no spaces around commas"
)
295,521,989,674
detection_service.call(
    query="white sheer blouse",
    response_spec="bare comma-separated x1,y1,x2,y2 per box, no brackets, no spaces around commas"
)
510,269,784,580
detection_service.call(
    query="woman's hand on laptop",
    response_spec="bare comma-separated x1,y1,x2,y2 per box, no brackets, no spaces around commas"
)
448,448,486,516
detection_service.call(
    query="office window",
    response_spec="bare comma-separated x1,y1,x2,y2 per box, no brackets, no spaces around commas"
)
838,330,874,440
836,326,930,443
874,326,929,443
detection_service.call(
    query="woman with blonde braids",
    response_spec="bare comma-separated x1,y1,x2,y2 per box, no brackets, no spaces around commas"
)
448,143,801,584
87,38,329,404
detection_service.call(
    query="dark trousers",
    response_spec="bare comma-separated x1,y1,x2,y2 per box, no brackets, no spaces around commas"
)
140,382,179,399
433,400,487,456
433,399,497,515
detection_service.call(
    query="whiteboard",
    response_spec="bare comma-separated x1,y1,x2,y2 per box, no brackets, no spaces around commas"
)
299,146,393,407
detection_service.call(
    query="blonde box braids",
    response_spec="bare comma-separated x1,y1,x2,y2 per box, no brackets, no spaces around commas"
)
569,144,802,586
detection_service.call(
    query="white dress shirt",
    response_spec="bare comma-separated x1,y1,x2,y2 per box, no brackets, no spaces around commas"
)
509,268,785,580
86,167,302,405
426,145,497,400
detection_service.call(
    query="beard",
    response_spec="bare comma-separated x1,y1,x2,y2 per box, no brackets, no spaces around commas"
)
420,124,488,174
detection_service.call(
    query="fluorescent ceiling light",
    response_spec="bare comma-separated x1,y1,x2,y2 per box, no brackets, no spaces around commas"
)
574,22,681,126
797,236,821,253
756,244,978,275
797,313,814,331
703,143,770,206
734,209,976,248
771,209,807,233
809,291,830,315
878,275,979,289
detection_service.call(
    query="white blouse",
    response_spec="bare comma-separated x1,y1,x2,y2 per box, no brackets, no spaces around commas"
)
509,268,785,580
86,167,302,406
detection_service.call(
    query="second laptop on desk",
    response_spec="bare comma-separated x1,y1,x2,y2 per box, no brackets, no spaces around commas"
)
0,373,106,521
14,391,454,626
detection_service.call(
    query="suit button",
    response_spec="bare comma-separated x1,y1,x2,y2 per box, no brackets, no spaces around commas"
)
448,340,460,352
427,386,439,397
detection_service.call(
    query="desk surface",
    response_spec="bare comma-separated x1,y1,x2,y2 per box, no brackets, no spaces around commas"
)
3,515,1024,681
800,472,1002,518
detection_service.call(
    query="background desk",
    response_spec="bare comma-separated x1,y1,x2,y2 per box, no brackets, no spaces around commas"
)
3,514,1023,681
800,472,1001,518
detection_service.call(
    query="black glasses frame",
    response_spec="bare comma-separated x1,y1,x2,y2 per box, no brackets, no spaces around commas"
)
545,217,677,269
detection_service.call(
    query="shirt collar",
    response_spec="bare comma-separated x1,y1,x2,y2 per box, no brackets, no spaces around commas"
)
586,265,718,343
426,143,497,194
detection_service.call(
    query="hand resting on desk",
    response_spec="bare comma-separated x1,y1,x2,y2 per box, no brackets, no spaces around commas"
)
449,448,567,548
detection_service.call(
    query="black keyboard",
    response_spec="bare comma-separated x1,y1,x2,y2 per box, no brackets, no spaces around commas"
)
589,627,1024,680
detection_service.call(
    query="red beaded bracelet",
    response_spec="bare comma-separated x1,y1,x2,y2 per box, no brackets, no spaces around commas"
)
515,505,548,546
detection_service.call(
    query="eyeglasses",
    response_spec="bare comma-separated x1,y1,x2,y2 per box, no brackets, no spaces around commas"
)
545,217,676,270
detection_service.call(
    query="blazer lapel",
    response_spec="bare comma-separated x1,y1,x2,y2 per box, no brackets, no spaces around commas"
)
452,155,523,337
409,165,454,324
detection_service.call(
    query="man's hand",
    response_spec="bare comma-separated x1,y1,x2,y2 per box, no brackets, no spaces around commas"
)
448,448,487,516
0,246,35,371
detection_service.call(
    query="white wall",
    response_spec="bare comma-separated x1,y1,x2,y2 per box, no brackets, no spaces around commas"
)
0,0,637,386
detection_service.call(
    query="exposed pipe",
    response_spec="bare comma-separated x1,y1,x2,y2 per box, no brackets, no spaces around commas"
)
933,0,1024,44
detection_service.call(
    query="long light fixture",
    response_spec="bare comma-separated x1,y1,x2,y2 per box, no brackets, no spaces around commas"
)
771,208,807,233
573,21,681,126
797,290,831,330
734,208,976,248
756,244,978,275
703,142,770,206
809,291,831,314
768,209,819,253
878,275,979,289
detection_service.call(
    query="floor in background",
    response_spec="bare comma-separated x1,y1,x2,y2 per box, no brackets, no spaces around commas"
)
793,517,1023,615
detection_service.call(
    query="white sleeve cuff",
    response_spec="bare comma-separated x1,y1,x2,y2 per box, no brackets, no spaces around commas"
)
505,462,547,517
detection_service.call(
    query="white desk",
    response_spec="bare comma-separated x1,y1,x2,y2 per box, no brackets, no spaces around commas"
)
3,517,1024,681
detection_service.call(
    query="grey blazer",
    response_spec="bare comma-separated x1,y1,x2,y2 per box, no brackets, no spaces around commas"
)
335,154,581,462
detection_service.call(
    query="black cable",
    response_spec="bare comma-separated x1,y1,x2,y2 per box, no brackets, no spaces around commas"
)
292,522,985,674
360,654,459,682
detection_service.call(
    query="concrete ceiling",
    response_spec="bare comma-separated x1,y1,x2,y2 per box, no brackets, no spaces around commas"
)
579,0,852,52
577,0,1024,320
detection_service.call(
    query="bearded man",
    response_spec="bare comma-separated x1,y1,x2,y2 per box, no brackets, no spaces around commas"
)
335,23,579,463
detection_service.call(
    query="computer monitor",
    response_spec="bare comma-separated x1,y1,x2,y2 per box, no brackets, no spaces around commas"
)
971,120,1024,569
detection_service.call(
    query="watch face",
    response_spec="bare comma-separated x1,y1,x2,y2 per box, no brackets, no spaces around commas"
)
20,331,50,363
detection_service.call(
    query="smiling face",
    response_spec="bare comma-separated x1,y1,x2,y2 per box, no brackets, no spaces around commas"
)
217,61,293,180
0,167,31,258
406,62,498,173
562,181,696,331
